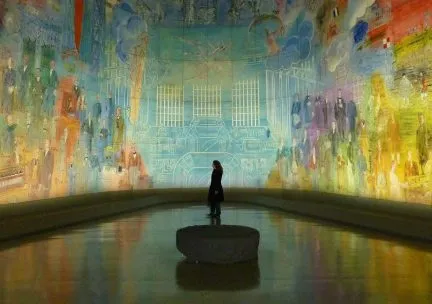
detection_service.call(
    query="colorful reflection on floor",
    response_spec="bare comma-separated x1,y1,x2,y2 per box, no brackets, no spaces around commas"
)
0,204,431,303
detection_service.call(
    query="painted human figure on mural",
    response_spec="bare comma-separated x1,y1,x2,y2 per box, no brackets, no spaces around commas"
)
127,144,143,189
387,112,401,164
77,89,87,123
313,96,321,128
404,150,419,200
416,113,428,174
329,121,338,158
356,148,367,195
346,99,357,141
96,126,108,166
400,73,413,107
420,72,428,102
301,129,311,171
113,107,125,152
322,95,331,129
303,95,313,127
346,133,355,192
81,114,94,154
389,161,402,201
3,57,16,114
374,140,387,199
336,149,347,192
67,158,76,196
4,114,17,155
291,94,302,138
19,54,31,110
309,145,318,190
27,150,40,199
39,139,54,198
31,68,45,121
320,140,333,191
43,60,58,117
93,94,102,125
334,89,346,140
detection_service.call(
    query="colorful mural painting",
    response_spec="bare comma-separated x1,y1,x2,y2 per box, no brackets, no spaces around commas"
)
0,0,431,205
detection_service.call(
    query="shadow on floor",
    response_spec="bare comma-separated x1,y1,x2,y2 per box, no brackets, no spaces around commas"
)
175,258,260,291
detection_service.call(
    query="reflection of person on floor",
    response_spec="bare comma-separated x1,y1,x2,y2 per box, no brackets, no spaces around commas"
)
4,114,17,155
127,144,143,189
416,113,428,174
39,139,54,198
207,160,224,218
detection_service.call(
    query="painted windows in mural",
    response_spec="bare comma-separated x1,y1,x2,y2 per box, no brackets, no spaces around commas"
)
193,85,222,118
232,79,260,127
156,85,184,127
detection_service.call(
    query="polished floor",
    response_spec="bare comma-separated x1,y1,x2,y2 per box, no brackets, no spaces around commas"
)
0,203,431,304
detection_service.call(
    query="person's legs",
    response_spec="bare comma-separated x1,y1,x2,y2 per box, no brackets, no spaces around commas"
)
215,201,221,216
209,201,215,215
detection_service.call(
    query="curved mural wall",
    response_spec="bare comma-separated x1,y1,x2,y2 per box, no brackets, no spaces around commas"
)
0,0,431,205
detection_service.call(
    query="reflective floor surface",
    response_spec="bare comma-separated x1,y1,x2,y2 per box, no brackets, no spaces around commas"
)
0,203,432,304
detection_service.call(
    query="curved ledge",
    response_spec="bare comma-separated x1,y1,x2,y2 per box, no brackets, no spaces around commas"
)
0,188,432,242
176,225,260,264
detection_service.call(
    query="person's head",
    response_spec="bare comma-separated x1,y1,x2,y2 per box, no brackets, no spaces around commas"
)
50,60,56,69
212,160,223,171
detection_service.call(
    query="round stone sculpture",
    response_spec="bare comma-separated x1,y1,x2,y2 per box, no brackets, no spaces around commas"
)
176,225,260,264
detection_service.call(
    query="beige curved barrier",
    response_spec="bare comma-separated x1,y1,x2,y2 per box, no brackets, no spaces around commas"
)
1,188,432,242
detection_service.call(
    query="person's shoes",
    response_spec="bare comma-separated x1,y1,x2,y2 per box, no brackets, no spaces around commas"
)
207,213,214,217
213,214,221,218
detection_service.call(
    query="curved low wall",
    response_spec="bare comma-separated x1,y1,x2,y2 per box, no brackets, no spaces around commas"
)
1,189,432,242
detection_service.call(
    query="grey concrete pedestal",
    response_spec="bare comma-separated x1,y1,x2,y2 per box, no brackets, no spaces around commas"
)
176,225,260,264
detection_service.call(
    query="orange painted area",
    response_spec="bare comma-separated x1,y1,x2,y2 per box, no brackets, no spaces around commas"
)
391,0,432,44
54,76,80,162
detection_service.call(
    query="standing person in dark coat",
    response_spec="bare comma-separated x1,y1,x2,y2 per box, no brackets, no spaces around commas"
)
3,57,16,114
207,160,224,218
39,139,54,198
